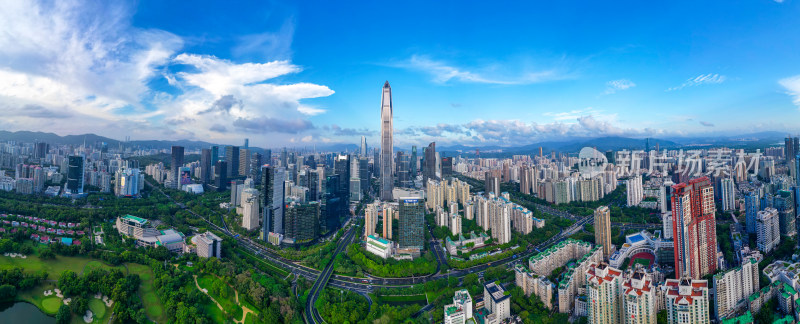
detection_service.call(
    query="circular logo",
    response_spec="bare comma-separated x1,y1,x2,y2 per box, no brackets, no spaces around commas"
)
578,147,608,178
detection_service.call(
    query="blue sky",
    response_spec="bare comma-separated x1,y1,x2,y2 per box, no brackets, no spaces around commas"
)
0,0,799,148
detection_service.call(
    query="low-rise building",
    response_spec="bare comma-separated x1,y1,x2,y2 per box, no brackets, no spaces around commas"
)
366,234,393,259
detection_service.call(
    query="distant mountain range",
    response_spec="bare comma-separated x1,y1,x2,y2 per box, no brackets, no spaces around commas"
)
0,130,789,156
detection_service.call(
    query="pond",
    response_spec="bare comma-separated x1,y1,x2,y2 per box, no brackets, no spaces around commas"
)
0,302,55,324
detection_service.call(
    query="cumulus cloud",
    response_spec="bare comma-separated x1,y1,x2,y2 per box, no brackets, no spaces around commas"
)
200,95,241,115
604,79,636,94
779,75,800,109
699,121,714,127
396,55,566,85
0,1,182,125
0,1,336,146
393,115,666,146
667,74,726,91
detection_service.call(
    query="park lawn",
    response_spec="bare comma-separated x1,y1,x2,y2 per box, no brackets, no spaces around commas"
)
0,254,122,277
240,297,260,317
196,274,242,318
127,263,168,324
244,312,264,324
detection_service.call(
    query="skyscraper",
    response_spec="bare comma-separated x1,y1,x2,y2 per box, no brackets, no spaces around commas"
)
398,197,424,250
284,202,320,242
171,146,184,189
334,154,351,201
745,192,760,234
441,157,452,178
410,145,417,178
671,177,717,279
211,146,219,164
241,188,260,231
424,142,437,183
380,81,394,201
213,161,228,191
66,155,84,194
360,136,368,157
226,146,239,177
200,148,212,184
260,165,285,238
594,206,611,259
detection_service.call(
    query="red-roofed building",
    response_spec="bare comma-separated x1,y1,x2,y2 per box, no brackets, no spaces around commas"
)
586,262,624,324
665,277,709,324
622,268,656,324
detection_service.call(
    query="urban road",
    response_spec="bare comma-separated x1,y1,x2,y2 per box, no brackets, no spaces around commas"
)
145,180,594,323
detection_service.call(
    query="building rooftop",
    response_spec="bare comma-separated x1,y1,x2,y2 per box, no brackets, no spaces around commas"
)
122,214,147,225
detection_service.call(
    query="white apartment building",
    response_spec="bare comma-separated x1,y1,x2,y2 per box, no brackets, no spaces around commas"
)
756,207,780,253
713,257,759,320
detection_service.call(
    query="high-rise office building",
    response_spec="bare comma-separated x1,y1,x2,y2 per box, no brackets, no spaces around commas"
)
785,136,799,161
594,206,612,259
243,138,249,149
380,81,394,201
398,197,424,250
424,142,437,183
410,146,417,178
260,165,285,238
226,146,239,177
671,177,717,279
359,157,369,195
171,146,184,189
200,148,212,184
284,201,320,242
66,155,84,194
34,142,48,159
334,154,351,201
360,136,368,157
441,157,452,177
213,161,228,191
241,188,260,231
211,146,219,165
239,148,251,176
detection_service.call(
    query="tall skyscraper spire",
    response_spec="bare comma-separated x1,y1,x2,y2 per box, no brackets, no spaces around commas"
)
380,81,394,200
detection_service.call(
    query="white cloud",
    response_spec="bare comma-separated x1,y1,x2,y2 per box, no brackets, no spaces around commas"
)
605,79,636,94
667,73,726,91
0,1,336,146
396,114,666,146
398,55,566,85
779,75,800,109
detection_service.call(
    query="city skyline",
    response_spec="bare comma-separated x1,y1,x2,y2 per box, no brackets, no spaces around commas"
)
1,1,800,149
